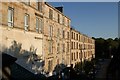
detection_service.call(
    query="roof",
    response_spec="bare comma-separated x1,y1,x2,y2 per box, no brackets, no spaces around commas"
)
45,2,71,20
2,52,17,66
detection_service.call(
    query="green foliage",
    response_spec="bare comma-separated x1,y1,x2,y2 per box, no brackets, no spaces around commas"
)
83,61,94,74
74,62,83,72
53,63,66,74
94,37,120,59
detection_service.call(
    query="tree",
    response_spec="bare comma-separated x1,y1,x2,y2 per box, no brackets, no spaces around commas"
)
53,63,66,75
74,62,83,73
94,37,120,59
83,61,93,74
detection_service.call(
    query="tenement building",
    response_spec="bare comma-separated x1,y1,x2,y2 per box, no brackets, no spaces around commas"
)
43,3,71,75
0,1,95,76
0,1,45,74
70,28,95,67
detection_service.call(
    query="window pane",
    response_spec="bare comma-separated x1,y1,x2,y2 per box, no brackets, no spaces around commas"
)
39,2,42,12
49,9,53,19
8,7,14,27
39,19,42,33
49,26,52,37
36,18,39,32
10,10,12,21
49,41,52,53
36,2,38,10
24,14,29,31
25,15,28,26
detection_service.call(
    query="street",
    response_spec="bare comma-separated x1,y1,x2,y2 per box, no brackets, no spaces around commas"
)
95,59,111,80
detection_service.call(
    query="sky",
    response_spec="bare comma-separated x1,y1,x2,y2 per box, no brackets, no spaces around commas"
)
49,2,118,39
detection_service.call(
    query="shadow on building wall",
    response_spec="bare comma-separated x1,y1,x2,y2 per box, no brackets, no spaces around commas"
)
1,40,45,80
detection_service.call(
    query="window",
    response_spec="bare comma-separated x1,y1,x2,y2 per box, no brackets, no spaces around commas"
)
67,32,69,39
39,19,43,33
39,2,42,12
77,52,78,59
76,34,78,40
36,17,43,33
48,60,53,72
36,18,39,32
74,33,75,40
49,41,52,53
57,43,60,53
79,35,80,41
80,53,82,59
24,0,30,5
71,42,73,49
36,0,38,9
8,7,14,27
62,16,64,25
74,42,75,49
79,44,81,50
72,32,73,39
57,28,60,38
76,42,78,49
74,53,76,61
84,44,85,49
49,9,53,20
67,42,69,52
71,53,74,61
62,30,65,38
62,43,65,52
36,1,42,12
24,14,29,31
58,14,60,23
49,25,53,37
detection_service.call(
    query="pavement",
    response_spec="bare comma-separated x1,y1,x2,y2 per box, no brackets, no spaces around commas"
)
95,59,111,80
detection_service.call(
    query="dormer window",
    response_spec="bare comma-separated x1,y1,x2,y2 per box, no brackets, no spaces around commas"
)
36,1,42,12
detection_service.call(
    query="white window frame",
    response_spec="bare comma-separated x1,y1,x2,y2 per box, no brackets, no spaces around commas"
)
36,17,39,32
39,19,42,33
24,14,29,31
36,17,43,33
49,25,53,37
8,7,14,27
